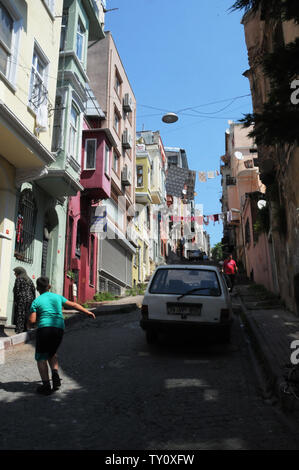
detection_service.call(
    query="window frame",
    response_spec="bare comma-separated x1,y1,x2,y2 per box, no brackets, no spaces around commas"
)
0,0,22,87
114,68,122,98
76,18,85,63
112,151,119,175
59,8,68,51
43,0,55,17
14,189,37,264
113,107,121,136
84,138,97,170
68,102,80,160
104,143,110,177
136,165,144,188
28,42,49,112
89,234,95,286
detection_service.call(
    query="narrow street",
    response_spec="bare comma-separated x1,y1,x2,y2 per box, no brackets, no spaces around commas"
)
1,306,299,450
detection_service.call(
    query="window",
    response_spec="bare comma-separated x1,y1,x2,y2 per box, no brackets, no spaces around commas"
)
43,0,55,15
143,243,147,264
68,103,79,159
0,2,13,76
59,9,68,51
104,143,110,176
137,165,143,187
29,45,48,112
14,189,37,264
84,139,97,170
245,218,251,245
114,70,122,97
75,220,81,258
113,151,119,174
113,108,121,135
89,235,95,285
76,19,85,61
146,205,150,230
67,216,73,269
149,268,221,297
0,0,22,86
51,94,64,151
105,198,124,230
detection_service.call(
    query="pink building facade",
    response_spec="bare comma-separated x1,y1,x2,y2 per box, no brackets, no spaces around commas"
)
221,122,276,292
64,98,116,303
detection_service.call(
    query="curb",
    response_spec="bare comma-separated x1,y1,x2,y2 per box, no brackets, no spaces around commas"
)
0,302,141,351
237,294,284,402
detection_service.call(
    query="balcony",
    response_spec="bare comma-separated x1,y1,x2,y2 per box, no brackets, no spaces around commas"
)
37,168,83,198
0,101,55,170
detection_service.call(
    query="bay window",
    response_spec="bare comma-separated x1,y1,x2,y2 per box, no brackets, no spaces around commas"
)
84,139,97,170
68,103,79,159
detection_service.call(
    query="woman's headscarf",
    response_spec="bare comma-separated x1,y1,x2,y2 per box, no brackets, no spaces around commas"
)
13,267,32,284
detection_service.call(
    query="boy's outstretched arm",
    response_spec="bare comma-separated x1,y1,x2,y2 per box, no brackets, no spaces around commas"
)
64,301,96,319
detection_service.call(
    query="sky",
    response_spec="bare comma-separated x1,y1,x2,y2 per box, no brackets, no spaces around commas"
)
104,0,252,248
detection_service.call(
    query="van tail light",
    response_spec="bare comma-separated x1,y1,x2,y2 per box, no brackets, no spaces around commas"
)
141,304,149,319
220,309,230,322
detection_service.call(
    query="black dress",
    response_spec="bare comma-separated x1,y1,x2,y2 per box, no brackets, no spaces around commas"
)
13,278,36,333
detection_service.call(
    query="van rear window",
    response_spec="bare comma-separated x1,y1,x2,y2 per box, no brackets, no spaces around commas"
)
149,269,221,296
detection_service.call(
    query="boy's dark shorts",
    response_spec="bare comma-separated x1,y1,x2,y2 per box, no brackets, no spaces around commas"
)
35,327,64,361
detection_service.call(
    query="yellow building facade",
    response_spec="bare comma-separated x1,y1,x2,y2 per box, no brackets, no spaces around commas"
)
0,0,62,322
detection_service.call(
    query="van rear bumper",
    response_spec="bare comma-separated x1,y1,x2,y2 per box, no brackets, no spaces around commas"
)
140,318,233,332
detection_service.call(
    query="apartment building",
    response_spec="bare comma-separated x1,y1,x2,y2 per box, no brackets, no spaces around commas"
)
220,121,276,293
241,7,299,312
0,0,63,327
87,31,137,295
165,147,196,260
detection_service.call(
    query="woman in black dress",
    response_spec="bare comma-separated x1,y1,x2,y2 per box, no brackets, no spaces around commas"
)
13,267,36,334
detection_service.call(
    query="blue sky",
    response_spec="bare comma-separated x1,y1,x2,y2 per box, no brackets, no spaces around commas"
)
104,0,252,248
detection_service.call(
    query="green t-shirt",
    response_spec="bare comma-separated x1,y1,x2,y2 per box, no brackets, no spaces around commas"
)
30,292,67,329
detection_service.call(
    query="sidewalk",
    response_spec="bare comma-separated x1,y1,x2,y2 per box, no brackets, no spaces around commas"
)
235,282,299,407
0,295,143,351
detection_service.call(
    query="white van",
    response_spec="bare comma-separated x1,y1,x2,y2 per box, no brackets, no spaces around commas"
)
140,264,233,343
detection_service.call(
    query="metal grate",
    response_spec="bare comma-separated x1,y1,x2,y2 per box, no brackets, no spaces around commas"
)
14,189,37,263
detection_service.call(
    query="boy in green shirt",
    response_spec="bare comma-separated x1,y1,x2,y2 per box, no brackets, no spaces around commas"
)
29,276,95,395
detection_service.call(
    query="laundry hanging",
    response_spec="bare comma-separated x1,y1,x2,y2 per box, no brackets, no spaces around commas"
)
198,171,207,182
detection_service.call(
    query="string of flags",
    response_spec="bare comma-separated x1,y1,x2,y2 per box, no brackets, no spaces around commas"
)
198,170,220,182
167,211,236,226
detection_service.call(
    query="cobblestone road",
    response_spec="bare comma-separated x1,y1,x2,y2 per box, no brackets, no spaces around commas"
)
1,309,299,450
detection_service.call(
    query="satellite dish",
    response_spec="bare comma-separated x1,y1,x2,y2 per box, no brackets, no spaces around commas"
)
257,200,267,210
162,112,178,124
235,151,244,160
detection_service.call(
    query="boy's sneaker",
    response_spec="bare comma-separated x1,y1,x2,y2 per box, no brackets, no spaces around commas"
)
36,383,52,396
52,372,61,391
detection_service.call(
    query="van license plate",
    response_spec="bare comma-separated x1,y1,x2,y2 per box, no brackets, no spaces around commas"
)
167,304,201,316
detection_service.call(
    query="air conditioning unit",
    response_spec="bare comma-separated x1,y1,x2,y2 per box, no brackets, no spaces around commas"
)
121,165,132,186
122,129,132,149
123,93,133,112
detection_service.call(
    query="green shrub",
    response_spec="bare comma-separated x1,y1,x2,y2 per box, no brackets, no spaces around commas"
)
93,292,116,302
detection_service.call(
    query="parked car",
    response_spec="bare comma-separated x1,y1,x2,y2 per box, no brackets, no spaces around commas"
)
188,250,203,261
140,264,233,343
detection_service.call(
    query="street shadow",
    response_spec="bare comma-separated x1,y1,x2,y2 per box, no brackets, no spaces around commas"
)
0,311,297,451
0,380,40,394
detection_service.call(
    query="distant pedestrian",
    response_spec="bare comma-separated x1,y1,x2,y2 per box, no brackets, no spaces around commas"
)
13,267,36,334
223,253,238,292
28,276,96,395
